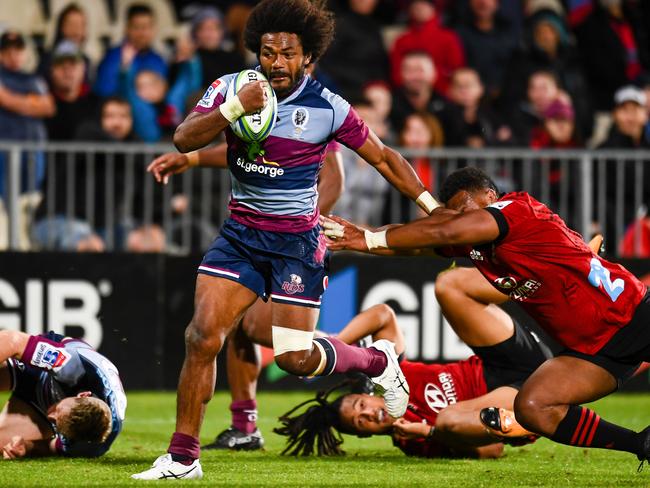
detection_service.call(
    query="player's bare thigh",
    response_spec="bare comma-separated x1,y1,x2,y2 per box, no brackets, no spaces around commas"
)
190,274,258,348
240,299,274,348
0,397,53,447
514,356,617,435
435,267,512,347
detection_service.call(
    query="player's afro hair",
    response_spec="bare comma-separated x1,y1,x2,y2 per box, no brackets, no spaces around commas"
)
243,0,335,62
273,374,374,456
438,167,501,204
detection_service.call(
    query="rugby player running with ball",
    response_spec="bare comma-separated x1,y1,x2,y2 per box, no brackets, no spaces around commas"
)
133,0,438,480
325,167,650,469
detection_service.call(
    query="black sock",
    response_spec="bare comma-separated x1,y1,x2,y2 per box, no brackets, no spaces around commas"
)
551,405,641,454
170,453,194,465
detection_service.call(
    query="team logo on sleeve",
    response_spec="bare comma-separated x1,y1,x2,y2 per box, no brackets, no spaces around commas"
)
290,108,310,139
281,274,305,295
197,80,224,109
31,343,70,371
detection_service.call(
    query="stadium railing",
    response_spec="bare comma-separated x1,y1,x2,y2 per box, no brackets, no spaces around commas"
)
1,142,649,257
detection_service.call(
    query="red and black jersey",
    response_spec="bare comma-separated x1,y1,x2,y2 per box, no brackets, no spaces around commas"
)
439,192,646,354
393,357,487,458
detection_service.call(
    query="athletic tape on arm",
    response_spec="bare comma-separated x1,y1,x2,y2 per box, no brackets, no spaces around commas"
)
272,326,315,356
416,191,440,214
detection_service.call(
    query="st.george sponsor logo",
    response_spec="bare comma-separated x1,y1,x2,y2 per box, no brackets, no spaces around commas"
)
236,157,284,178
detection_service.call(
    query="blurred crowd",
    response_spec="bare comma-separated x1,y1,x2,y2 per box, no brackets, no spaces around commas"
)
0,0,649,253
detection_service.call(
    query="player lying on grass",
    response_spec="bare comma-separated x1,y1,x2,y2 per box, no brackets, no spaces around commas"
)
274,265,550,458
148,140,344,451
133,0,439,479
324,166,650,468
0,330,126,459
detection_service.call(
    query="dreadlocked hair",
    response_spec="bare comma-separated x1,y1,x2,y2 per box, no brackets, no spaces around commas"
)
243,0,335,62
273,375,373,456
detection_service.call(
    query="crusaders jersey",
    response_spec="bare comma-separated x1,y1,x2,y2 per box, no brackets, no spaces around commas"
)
439,192,646,354
393,357,487,458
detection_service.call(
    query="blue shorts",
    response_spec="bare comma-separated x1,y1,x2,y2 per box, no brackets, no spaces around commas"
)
198,219,329,309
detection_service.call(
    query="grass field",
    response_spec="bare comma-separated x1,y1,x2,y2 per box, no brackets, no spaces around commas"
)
1,391,650,487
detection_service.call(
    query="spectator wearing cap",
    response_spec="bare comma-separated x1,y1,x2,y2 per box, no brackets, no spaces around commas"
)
600,86,650,148
0,31,54,200
454,0,518,99
595,85,650,248
318,0,390,100
37,3,92,84
572,0,650,112
187,6,245,87
501,8,592,138
94,4,167,98
390,0,465,97
46,41,100,141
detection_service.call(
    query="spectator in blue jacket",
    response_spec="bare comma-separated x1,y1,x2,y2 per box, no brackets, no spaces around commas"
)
119,42,200,142
94,4,167,98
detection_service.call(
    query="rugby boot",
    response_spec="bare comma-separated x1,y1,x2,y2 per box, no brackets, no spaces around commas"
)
636,425,650,472
369,339,410,418
202,427,265,451
480,407,539,446
131,454,203,480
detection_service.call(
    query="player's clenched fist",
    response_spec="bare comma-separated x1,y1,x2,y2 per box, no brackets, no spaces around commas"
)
392,418,431,441
2,436,27,460
237,81,268,114
147,153,191,184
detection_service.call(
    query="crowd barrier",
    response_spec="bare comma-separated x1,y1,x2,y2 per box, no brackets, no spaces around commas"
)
2,143,650,255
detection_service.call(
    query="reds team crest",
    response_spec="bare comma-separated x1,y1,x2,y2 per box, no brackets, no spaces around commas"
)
282,274,306,295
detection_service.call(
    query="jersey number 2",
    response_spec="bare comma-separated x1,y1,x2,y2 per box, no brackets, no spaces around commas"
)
588,258,625,302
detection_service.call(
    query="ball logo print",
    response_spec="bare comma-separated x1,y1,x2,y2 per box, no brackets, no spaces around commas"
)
227,69,277,143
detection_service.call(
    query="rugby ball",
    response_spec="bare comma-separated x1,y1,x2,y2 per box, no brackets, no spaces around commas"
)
227,69,277,143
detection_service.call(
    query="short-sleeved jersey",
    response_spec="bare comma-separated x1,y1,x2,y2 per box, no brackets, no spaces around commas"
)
439,192,647,354
17,333,127,457
393,357,487,458
193,73,368,233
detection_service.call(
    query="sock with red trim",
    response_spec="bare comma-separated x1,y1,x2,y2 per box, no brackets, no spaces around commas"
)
168,432,200,465
551,405,642,454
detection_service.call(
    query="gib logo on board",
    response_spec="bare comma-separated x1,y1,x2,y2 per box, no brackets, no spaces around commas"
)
0,279,111,349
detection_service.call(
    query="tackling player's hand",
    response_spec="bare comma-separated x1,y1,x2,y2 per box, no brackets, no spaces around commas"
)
237,81,268,114
2,436,27,460
392,418,431,440
322,215,369,252
147,152,190,184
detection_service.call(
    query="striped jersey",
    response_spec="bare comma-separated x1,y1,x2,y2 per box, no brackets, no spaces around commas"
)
193,73,369,232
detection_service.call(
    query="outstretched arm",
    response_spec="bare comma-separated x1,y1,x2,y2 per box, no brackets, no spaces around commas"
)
0,331,30,363
326,209,500,253
336,304,405,356
355,130,439,214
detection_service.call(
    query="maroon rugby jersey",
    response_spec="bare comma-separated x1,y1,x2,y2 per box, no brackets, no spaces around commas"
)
394,357,487,457
439,192,646,354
